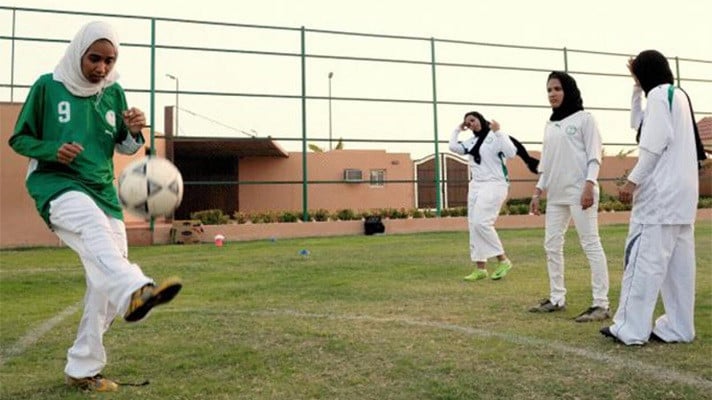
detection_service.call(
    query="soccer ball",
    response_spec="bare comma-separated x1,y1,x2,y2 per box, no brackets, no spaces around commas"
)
118,156,183,219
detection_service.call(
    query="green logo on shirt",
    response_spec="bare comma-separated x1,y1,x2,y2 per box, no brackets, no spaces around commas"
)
565,125,577,135
105,110,116,129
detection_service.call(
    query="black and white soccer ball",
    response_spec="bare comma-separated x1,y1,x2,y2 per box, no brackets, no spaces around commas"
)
118,156,183,219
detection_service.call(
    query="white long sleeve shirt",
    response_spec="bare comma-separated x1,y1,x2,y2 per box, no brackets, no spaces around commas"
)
630,85,644,130
630,84,699,224
535,111,602,204
449,127,517,184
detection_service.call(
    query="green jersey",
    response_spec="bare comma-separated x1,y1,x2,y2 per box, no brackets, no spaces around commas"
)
9,73,145,225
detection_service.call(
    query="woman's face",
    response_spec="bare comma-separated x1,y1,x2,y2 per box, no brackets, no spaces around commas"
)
464,115,481,132
547,78,564,109
81,39,116,83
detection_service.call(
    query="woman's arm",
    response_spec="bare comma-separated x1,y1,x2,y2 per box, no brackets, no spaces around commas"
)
448,123,468,155
8,80,64,162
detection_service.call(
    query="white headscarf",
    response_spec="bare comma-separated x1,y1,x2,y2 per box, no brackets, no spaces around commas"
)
53,21,120,97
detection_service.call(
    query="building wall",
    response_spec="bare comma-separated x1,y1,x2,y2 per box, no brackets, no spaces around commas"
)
1,102,166,248
238,150,415,213
0,102,708,248
0,103,58,247
174,155,239,219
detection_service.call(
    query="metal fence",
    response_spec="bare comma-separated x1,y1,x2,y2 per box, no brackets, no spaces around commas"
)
2,6,711,217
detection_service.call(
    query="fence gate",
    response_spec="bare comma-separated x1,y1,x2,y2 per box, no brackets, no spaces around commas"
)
414,154,468,209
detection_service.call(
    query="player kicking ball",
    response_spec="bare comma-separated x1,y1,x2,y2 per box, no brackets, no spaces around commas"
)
9,21,182,391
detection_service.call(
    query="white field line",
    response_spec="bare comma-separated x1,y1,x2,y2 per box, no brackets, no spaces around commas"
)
168,307,712,391
4,305,710,391
0,268,78,274
0,302,81,368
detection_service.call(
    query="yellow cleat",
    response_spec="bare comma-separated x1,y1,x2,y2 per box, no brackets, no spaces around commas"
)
124,277,182,322
66,374,119,392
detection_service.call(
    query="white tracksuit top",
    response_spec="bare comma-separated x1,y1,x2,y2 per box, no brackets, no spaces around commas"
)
536,111,603,205
630,84,699,224
449,128,517,184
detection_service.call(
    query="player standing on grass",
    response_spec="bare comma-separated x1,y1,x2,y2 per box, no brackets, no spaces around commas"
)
449,111,538,282
528,71,611,322
600,50,706,345
9,21,182,392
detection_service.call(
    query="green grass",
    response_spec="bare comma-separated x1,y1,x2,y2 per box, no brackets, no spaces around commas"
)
1,222,711,400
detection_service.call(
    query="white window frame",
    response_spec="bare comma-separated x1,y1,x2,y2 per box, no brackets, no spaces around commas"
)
369,169,386,187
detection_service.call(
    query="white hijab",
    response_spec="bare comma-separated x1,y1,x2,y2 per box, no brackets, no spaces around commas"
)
53,21,120,97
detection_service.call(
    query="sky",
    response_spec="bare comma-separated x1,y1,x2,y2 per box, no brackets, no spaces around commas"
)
1,0,711,158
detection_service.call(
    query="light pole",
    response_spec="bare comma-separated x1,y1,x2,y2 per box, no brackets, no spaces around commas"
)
328,72,333,150
165,74,179,136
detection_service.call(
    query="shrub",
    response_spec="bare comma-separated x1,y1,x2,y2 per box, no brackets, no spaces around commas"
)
440,208,451,217
335,208,356,221
297,210,312,222
249,211,277,223
599,200,630,212
190,209,229,225
383,208,408,219
698,197,712,209
232,211,248,224
423,209,436,218
375,208,389,219
506,197,531,206
261,211,277,223
278,211,299,223
410,208,424,218
453,208,465,217
249,212,265,223
511,204,530,215
313,209,330,222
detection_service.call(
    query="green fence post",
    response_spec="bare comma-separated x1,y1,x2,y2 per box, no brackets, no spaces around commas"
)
430,38,442,215
10,9,16,102
563,47,568,72
149,19,156,155
301,26,309,222
149,19,157,233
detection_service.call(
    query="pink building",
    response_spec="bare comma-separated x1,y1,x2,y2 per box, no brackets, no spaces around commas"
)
2,102,708,248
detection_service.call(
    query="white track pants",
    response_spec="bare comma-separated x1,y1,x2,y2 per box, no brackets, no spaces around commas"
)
48,191,152,378
468,181,508,262
610,223,696,345
543,203,609,308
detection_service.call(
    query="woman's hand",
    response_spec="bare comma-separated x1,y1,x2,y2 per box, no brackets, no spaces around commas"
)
627,57,640,87
123,107,147,135
580,181,595,210
57,142,84,165
490,119,500,132
618,180,636,204
529,189,542,215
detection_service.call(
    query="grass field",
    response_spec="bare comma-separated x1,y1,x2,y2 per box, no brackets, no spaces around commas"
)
1,223,711,400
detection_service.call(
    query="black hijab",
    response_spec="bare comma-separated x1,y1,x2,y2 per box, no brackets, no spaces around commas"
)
548,71,584,122
464,111,490,164
631,50,674,95
631,50,706,166
463,111,539,174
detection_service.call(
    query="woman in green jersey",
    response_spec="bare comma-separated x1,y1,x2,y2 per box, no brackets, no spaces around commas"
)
9,21,182,392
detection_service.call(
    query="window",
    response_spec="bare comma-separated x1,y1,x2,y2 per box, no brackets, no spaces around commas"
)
369,169,386,187
343,169,363,182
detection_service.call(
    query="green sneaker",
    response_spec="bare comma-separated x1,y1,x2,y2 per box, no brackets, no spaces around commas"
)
491,259,512,280
464,269,488,281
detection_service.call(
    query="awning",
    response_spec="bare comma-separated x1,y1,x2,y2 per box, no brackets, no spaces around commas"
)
168,137,289,158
